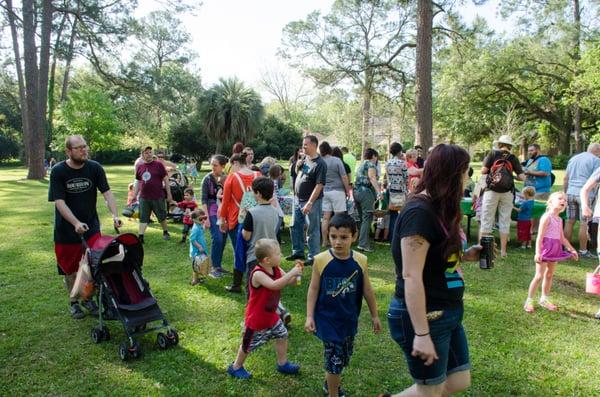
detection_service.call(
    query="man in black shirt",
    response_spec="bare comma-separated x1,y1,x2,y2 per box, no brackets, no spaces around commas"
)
287,135,327,266
49,135,121,319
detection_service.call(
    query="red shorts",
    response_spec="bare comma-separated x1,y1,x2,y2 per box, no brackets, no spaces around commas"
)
517,220,532,242
54,233,101,275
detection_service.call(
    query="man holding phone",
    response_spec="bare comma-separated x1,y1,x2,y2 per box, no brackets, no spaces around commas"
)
287,135,327,266
49,135,121,319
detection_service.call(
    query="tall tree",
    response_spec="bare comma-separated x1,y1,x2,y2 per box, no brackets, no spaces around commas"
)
280,0,416,158
197,78,264,155
415,0,433,152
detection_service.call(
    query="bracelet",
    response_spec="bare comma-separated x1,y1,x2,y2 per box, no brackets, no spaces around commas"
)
415,332,429,337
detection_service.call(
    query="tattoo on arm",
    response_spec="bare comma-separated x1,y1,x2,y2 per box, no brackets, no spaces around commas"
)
406,235,426,251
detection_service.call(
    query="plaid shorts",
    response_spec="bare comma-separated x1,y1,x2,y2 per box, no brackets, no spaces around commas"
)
567,195,590,221
241,319,288,353
323,336,355,375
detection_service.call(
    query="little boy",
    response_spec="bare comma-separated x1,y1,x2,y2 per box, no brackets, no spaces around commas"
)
305,214,381,397
189,208,209,285
515,186,536,249
227,176,280,293
227,239,303,379
177,188,198,243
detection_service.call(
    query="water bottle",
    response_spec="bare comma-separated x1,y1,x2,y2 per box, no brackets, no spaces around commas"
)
479,236,495,269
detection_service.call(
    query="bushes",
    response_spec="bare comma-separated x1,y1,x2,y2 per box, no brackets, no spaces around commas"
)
91,149,140,164
550,154,569,170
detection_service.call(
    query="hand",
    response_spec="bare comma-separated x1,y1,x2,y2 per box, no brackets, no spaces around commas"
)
291,261,304,276
74,222,89,234
535,253,542,263
582,206,592,218
304,316,316,333
113,218,122,229
411,334,438,366
301,202,312,215
372,317,382,334
463,245,483,262
571,250,579,261
219,221,228,233
204,217,211,228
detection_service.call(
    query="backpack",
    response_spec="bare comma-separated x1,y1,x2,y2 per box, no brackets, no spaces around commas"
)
232,172,259,224
486,153,515,193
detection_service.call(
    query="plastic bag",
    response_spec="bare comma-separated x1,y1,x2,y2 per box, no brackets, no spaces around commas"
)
70,249,95,300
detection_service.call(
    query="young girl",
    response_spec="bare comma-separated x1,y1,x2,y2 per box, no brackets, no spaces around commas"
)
515,186,536,249
189,209,209,285
524,192,578,313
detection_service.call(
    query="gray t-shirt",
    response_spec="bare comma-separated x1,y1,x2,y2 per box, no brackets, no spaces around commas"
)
566,152,600,196
323,155,347,193
242,204,279,264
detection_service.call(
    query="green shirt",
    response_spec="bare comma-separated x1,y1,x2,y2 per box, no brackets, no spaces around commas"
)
343,153,357,176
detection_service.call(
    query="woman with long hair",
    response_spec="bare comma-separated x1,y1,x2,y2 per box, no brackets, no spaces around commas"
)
382,144,481,397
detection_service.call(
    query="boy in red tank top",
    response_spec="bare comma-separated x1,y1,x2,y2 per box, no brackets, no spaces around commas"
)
227,239,304,379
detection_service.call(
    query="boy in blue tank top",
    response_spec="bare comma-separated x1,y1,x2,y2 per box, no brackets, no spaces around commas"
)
305,214,381,397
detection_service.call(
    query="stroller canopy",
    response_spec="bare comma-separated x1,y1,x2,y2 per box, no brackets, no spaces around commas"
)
89,234,143,275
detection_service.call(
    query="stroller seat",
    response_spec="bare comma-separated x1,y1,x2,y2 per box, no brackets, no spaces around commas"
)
117,297,157,311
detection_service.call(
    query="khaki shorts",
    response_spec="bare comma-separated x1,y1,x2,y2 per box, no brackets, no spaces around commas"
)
322,190,347,213
480,190,514,234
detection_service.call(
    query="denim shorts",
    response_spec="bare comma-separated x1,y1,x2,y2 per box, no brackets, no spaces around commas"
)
387,296,470,385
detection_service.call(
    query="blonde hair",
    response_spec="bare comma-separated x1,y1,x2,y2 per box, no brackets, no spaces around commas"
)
405,149,418,160
255,239,280,262
546,191,566,212
522,186,536,198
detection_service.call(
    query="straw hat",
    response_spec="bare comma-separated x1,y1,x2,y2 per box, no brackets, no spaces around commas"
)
495,134,515,147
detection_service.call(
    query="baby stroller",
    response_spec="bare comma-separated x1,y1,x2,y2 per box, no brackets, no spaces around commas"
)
168,169,189,222
84,232,179,360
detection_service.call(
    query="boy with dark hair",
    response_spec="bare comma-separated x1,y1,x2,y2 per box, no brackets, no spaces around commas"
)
228,239,303,379
177,188,198,243
305,214,381,397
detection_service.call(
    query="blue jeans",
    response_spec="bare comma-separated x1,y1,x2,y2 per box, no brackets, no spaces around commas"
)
209,215,226,269
389,210,399,244
387,296,470,385
290,197,322,260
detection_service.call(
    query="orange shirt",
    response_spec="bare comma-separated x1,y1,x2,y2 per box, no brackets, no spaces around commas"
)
218,171,261,230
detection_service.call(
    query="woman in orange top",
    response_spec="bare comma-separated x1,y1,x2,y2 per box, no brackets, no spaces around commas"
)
218,152,261,292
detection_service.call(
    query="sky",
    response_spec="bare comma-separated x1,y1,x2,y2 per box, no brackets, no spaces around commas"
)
136,0,505,99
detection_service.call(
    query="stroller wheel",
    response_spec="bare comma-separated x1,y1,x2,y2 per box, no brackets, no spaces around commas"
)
101,326,110,341
157,332,168,350
119,342,129,361
166,329,179,346
91,327,103,344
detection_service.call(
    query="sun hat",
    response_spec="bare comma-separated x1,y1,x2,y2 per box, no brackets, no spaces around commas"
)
496,135,515,147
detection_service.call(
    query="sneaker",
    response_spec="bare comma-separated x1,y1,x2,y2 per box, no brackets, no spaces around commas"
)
220,268,231,274
539,299,558,311
138,234,145,244
304,258,313,266
579,250,597,259
286,253,305,261
276,361,300,375
70,302,85,319
227,364,252,379
523,298,535,313
356,246,374,253
322,380,346,397
82,299,99,316
163,231,171,241
209,269,223,279
595,309,600,319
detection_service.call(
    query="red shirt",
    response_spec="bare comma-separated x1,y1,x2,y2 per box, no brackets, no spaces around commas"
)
177,200,198,225
136,161,167,200
245,265,282,330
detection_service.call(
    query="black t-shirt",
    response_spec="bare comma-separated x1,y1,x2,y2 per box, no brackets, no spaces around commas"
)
483,150,524,189
391,198,465,309
294,155,327,201
48,160,110,243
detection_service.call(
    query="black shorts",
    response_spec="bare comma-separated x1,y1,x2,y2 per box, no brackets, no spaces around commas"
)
323,336,355,375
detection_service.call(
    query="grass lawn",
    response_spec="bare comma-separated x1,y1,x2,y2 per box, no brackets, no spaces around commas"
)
1,164,600,396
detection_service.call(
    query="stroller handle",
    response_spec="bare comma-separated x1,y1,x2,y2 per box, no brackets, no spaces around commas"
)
79,226,120,249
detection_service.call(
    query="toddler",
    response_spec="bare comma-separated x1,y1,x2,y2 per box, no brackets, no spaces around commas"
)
524,192,578,313
177,188,198,243
515,186,535,249
189,208,209,285
227,239,303,379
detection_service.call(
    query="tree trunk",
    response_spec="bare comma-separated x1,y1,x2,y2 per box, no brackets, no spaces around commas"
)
558,126,571,155
61,13,78,102
47,12,68,150
23,0,41,177
415,0,433,155
6,0,30,163
360,87,372,161
572,0,582,153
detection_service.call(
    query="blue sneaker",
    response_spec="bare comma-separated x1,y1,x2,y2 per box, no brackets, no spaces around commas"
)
276,361,300,375
227,364,252,379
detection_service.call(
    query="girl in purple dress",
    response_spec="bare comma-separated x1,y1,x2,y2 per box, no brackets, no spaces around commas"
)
524,192,578,313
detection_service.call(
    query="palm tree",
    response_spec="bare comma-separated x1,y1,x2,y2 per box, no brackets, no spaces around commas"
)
198,77,264,154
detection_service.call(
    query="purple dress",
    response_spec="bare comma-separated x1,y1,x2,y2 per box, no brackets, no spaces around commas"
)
540,215,573,262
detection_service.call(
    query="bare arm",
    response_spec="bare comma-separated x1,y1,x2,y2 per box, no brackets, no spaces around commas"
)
580,177,599,217
563,175,569,193
362,266,381,333
515,173,526,182
55,199,87,234
367,167,381,194
242,229,252,241
252,265,302,291
304,264,321,333
102,190,122,228
163,174,173,202
342,174,351,196
407,167,423,177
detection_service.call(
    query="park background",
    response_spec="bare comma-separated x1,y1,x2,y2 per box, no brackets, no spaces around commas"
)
2,0,600,395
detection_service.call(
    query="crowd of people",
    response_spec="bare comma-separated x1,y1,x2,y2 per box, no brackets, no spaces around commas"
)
49,133,600,397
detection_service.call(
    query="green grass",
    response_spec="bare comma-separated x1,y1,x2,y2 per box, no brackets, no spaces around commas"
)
1,164,600,396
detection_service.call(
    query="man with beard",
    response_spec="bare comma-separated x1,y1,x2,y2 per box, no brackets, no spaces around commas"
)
49,135,121,319
524,144,553,201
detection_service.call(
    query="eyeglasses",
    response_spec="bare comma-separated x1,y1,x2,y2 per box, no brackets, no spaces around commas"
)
71,144,88,150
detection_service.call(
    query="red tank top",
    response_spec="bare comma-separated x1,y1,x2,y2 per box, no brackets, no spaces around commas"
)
245,265,282,330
